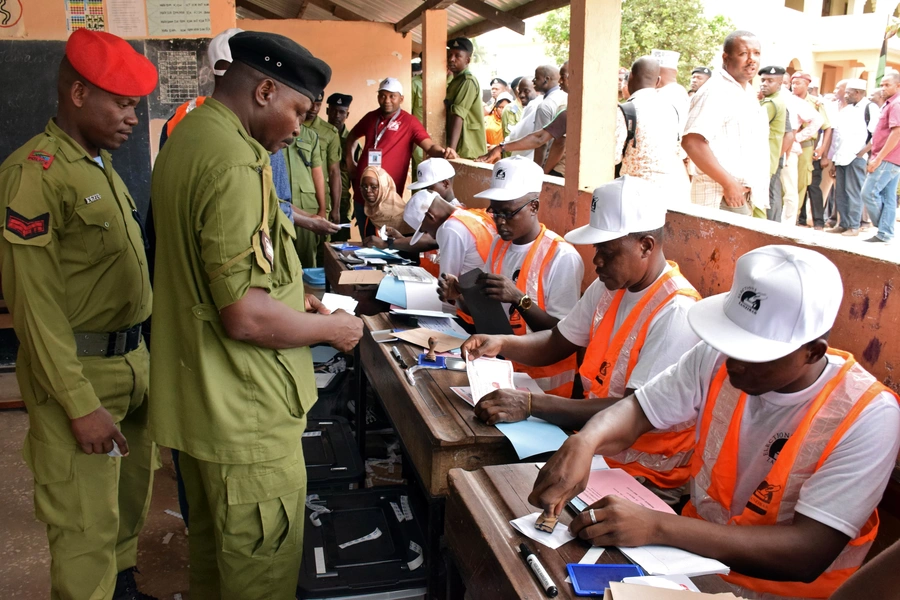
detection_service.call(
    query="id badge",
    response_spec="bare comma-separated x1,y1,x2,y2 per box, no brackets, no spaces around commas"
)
368,150,383,167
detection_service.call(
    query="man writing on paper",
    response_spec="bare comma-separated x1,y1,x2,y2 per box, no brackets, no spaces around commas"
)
462,177,701,503
439,157,583,397
529,246,900,599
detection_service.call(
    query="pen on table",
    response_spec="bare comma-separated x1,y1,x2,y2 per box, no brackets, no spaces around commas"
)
520,543,558,598
390,346,409,369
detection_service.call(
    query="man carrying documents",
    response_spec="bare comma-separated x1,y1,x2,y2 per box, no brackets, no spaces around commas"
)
530,245,900,599
462,177,701,502
441,157,584,396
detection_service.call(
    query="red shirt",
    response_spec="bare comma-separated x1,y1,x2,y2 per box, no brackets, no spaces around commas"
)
872,92,900,167
349,108,430,204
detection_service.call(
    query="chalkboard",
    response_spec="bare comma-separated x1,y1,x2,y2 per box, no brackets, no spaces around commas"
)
0,39,152,214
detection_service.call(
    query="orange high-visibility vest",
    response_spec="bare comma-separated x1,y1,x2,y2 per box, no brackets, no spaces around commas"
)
489,225,577,397
447,208,497,324
165,96,207,137
581,262,701,488
683,350,896,599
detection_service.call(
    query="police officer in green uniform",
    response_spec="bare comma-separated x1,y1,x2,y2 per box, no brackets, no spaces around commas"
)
326,92,354,242
410,62,426,177
285,123,326,267
446,37,487,159
0,30,158,600
759,65,788,222
305,91,342,263
791,71,832,228
150,32,363,599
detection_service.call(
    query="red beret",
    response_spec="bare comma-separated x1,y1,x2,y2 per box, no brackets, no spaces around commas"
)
791,71,812,83
66,29,158,97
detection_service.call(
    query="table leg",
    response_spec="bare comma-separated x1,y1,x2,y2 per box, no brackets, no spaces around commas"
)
355,344,368,461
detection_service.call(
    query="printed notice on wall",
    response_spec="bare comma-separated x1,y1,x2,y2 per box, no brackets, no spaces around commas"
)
66,0,106,32
107,0,147,37
157,50,199,105
146,0,210,36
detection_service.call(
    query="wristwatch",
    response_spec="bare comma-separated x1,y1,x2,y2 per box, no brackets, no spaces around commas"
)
517,294,533,312
499,141,506,152
387,237,395,249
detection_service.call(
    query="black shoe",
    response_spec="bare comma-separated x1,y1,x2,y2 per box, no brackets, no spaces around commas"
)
863,236,886,243
113,568,158,600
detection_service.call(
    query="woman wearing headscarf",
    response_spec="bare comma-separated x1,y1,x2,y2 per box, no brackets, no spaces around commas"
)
359,165,414,238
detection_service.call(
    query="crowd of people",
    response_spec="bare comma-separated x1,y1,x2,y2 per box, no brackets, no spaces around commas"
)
0,21,898,600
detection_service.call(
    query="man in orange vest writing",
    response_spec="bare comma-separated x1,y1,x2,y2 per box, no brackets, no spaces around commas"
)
462,176,701,503
440,156,584,397
530,245,900,599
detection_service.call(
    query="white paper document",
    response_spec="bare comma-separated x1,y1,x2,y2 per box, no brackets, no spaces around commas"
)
621,574,700,592
452,373,544,407
321,293,358,315
404,281,443,312
466,357,515,403
510,512,574,550
619,544,730,578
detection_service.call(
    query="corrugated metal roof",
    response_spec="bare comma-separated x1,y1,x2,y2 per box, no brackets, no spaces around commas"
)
238,0,540,43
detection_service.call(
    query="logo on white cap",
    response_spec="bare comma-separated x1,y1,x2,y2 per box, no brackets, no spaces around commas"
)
378,77,403,95
408,158,456,191
687,245,843,363
473,157,544,201
565,176,667,246
496,168,507,180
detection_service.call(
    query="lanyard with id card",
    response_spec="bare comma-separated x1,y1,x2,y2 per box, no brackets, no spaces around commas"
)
370,111,400,168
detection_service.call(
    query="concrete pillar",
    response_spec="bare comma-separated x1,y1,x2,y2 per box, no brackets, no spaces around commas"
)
564,0,621,227
422,9,448,147
805,0,825,15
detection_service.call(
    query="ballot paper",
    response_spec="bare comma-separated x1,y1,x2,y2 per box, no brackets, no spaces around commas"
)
608,581,746,599
618,545,730,578
577,469,676,515
510,512,574,550
404,280,443,311
390,265,435,284
466,357,516,403
452,373,545,407
390,307,457,318
321,293,358,315
621,574,700,592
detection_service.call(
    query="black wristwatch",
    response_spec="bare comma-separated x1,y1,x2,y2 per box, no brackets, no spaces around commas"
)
387,237,395,249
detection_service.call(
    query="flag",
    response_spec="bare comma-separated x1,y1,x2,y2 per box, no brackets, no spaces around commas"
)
876,12,900,86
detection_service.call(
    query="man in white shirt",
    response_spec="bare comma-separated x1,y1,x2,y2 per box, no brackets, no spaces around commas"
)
439,157,583,396
462,177,700,499
505,78,541,160
402,159,495,278
652,49,690,134
828,79,878,236
530,245,900,599
781,87,824,225
616,56,689,199
682,31,769,217
531,64,568,167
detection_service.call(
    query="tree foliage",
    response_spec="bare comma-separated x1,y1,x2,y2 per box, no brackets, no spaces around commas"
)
535,0,734,85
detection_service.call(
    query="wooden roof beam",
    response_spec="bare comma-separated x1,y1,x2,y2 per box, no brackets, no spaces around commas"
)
456,0,525,35
452,0,568,39
305,0,370,21
235,0,285,20
395,0,459,34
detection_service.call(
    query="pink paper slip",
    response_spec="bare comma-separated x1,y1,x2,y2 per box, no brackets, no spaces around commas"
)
577,469,676,514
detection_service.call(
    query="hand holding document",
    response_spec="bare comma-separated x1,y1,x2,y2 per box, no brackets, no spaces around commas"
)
320,293,358,315
465,356,515,403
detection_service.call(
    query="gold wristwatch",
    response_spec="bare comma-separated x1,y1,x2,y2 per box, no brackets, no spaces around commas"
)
517,294,533,311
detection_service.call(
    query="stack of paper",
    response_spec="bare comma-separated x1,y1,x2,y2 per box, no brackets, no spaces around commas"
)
375,276,443,312
321,293,358,315
606,581,747,599
618,545,729,578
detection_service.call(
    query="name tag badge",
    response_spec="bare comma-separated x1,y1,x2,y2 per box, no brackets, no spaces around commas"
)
368,150,383,167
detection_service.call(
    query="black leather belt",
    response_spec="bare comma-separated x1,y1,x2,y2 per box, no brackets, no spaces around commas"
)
75,324,143,357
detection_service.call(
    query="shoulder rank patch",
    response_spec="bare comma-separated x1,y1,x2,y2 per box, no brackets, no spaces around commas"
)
26,150,55,170
5,208,50,240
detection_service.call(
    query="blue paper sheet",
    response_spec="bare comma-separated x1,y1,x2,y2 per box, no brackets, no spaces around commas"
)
496,418,569,459
376,276,408,307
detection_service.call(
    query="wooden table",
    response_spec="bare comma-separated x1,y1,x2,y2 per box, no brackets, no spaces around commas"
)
445,463,734,599
322,244,387,316
358,313,519,498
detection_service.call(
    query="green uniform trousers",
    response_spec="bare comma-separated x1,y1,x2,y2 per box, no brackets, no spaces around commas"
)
797,144,815,215
178,441,307,600
294,191,320,268
330,191,354,242
20,343,156,600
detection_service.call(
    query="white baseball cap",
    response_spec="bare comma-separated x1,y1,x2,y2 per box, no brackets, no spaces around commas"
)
847,78,867,92
408,158,456,190
688,246,843,363
208,28,244,76
565,176,667,245
474,156,544,201
496,92,515,104
378,77,403,95
651,49,680,70
403,190,439,245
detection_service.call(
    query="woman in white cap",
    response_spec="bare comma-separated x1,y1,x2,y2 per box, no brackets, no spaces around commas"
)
530,245,899,600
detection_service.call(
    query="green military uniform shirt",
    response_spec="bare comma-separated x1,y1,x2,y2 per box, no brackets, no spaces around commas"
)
307,116,341,209
150,97,314,464
761,91,787,176
411,74,424,123
0,118,151,419
446,69,487,159
285,125,323,267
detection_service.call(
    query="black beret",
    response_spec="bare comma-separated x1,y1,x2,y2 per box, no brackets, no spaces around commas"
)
229,31,331,102
691,67,712,76
758,65,786,76
411,61,423,73
490,77,508,87
447,37,474,54
327,93,353,107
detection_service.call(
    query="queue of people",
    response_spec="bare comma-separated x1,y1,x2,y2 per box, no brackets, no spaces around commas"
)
0,23,897,600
